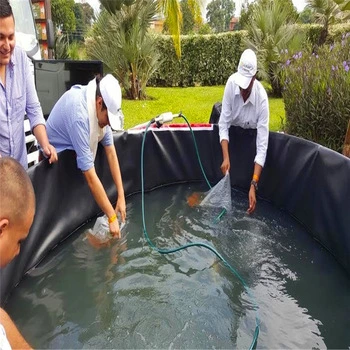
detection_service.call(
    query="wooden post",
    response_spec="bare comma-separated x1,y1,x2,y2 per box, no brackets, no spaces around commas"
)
343,119,350,158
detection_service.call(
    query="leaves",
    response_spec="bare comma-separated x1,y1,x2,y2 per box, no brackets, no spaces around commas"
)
86,0,160,99
306,0,349,44
206,0,235,33
51,0,76,33
282,35,350,152
99,0,202,58
148,32,243,87
243,0,305,96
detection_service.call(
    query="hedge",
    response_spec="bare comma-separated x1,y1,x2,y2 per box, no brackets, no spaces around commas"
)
148,31,246,87
148,24,350,87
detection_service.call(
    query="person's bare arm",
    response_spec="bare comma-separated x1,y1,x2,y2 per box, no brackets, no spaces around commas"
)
220,139,230,175
83,167,121,238
247,163,263,214
0,307,32,350
104,145,126,222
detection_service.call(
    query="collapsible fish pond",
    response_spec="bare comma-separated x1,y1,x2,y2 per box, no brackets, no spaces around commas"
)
1,124,350,349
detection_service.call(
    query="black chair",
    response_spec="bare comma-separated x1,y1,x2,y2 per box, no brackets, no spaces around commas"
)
209,102,222,124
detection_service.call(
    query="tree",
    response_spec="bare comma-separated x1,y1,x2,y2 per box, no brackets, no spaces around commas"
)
197,22,212,34
98,0,202,57
240,0,298,29
306,0,346,45
206,0,235,33
244,0,304,96
239,1,252,30
86,0,160,99
163,0,203,34
73,3,84,41
298,7,313,23
81,3,96,27
333,0,350,10
51,0,76,33
181,0,196,33
72,2,95,42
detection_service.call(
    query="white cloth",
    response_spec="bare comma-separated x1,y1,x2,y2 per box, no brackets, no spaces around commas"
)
0,324,11,350
86,79,107,160
218,75,269,167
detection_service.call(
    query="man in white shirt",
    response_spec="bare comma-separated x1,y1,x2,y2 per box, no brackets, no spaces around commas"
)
219,49,269,214
0,157,34,349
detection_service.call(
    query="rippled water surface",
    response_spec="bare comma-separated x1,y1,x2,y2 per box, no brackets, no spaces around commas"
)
6,183,350,349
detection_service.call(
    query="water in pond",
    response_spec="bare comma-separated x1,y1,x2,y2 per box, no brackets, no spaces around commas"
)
6,183,350,349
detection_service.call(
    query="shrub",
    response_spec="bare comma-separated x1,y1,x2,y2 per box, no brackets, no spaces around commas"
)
329,23,350,42
148,31,246,87
281,33,350,152
297,23,350,47
86,0,160,99
147,24,350,88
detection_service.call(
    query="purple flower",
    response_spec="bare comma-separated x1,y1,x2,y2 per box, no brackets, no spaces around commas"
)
343,61,348,68
330,44,334,51
286,59,291,66
332,65,336,71
298,51,302,58
345,65,349,73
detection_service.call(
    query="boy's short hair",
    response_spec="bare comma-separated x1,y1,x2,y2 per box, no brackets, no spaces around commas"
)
0,157,35,220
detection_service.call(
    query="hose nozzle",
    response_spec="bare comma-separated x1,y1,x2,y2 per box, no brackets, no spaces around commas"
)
154,112,179,128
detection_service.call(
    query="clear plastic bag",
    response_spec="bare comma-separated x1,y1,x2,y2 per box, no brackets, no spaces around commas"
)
89,215,112,243
199,172,232,212
87,215,126,244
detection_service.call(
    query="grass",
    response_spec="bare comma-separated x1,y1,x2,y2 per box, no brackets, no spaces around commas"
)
122,86,285,132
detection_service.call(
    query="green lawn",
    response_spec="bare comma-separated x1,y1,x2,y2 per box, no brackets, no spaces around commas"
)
122,86,285,132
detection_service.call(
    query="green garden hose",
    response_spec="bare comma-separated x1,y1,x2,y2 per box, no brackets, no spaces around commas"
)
140,115,260,349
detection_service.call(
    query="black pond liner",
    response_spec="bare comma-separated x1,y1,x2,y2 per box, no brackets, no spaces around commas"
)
1,124,349,306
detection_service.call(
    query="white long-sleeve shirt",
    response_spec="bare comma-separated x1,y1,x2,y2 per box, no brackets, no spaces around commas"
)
0,324,11,350
218,75,269,167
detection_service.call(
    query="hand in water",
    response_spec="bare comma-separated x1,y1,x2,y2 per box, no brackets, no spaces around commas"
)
247,186,256,214
109,220,121,239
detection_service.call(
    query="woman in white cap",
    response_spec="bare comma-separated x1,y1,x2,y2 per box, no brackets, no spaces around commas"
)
46,74,126,238
218,49,269,214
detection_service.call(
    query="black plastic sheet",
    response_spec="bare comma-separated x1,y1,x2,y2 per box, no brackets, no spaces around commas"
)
1,125,349,304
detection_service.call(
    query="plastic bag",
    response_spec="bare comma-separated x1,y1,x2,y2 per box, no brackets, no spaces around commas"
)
91,215,111,242
88,215,125,244
199,172,232,212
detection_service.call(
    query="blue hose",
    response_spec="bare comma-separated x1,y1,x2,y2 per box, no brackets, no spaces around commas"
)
140,116,260,349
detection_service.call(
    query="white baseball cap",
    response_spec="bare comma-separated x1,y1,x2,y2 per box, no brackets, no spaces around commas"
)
232,49,257,89
99,74,124,130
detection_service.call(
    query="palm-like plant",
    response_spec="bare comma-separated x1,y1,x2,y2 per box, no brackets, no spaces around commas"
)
244,0,304,96
306,0,347,45
332,0,350,11
54,34,69,59
98,0,202,57
86,0,160,99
